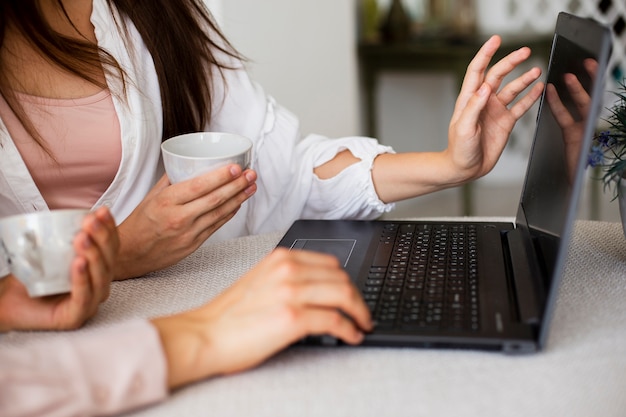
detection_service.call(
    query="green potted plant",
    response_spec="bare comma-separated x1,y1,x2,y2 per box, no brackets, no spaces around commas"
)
588,81,626,234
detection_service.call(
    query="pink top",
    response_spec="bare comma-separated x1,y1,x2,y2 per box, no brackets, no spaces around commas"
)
0,90,121,209
0,320,169,416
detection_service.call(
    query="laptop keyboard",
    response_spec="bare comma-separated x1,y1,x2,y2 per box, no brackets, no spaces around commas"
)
362,223,480,332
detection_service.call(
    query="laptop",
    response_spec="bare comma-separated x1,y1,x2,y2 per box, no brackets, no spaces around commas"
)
277,12,613,353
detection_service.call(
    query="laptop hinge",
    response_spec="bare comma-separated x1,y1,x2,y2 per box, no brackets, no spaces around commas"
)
505,229,543,325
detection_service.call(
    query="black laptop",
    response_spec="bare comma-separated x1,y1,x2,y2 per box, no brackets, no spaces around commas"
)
277,12,613,353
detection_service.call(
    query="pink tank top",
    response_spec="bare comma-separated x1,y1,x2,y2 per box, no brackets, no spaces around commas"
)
0,90,122,209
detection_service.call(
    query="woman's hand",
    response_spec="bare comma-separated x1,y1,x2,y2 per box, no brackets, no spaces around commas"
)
115,164,257,280
371,35,544,203
0,207,119,332
446,35,544,182
151,248,373,389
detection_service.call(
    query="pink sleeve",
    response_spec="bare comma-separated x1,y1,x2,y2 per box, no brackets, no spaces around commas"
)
0,320,169,417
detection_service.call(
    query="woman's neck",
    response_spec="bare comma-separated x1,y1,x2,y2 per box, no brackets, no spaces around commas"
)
1,0,105,99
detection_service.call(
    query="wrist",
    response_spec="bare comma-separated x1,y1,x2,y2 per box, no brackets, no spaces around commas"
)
151,310,220,390
113,224,152,280
372,151,469,202
439,148,479,186
0,275,18,332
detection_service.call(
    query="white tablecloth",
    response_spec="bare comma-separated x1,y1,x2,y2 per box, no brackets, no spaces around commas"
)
3,220,626,417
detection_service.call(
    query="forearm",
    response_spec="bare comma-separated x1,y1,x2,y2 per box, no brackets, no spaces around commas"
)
371,150,471,203
315,149,470,205
0,320,168,417
0,275,15,332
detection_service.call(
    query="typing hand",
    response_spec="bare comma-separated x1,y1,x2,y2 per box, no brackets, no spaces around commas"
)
152,248,373,389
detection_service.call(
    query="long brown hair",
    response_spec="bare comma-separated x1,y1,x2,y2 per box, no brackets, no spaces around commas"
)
0,0,242,150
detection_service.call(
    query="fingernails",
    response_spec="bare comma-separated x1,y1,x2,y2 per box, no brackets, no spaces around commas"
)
98,206,113,222
81,233,92,249
244,184,257,195
245,171,256,182
477,83,489,97
77,257,87,273
230,165,241,177
90,217,102,231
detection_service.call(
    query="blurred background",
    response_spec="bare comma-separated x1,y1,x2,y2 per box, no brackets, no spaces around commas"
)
205,0,626,221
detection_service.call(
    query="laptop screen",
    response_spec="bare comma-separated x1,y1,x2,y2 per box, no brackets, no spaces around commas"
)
517,13,611,296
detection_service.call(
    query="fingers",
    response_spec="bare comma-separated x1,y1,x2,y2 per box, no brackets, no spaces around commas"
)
79,208,118,300
72,230,110,304
495,66,542,106
546,83,574,129
63,253,98,328
84,207,119,271
171,165,255,205
166,165,257,236
457,37,537,115
483,46,533,92
289,308,366,345
584,58,598,79
507,80,544,120
290,279,373,333
64,207,119,327
455,35,502,113
191,170,257,228
563,73,591,117
454,82,492,135
265,248,373,334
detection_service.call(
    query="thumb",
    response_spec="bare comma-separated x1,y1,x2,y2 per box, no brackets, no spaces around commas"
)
457,82,491,134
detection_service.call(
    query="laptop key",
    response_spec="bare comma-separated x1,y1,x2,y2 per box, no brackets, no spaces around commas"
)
365,223,481,333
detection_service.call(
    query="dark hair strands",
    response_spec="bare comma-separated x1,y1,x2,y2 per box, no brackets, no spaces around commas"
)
0,0,243,155
109,0,243,140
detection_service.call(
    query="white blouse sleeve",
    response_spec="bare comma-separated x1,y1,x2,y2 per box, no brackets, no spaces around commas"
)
207,58,395,236
0,320,168,417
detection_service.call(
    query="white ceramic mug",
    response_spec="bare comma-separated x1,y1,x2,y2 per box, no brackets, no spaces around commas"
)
161,132,253,184
0,209,89,297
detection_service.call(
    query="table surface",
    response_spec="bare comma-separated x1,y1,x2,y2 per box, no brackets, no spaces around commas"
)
3,219,626,417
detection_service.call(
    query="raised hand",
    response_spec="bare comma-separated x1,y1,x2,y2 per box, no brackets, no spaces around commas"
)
0,207,119,331
370,36,544,204
151,248,373,388
115,164,257,280
447,35,545,182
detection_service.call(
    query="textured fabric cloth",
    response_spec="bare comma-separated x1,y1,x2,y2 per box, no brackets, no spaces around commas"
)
0,320,168,417
0,0,394,278
1,219,624,417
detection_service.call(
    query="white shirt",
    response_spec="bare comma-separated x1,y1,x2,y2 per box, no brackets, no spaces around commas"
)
0,0,394,276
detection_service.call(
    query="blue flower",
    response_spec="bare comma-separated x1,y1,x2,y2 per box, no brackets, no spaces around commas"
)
597,130,612,146
587,144,605,167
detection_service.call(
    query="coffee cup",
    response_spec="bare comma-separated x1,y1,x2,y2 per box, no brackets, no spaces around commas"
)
0,209,89,297
161,132,253,183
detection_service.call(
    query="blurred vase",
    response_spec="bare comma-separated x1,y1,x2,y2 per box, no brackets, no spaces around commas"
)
381,0,412,42
361,0,381,41
450,0,476,37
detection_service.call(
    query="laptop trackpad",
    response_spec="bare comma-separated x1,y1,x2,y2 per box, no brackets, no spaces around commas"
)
289,239,357,268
